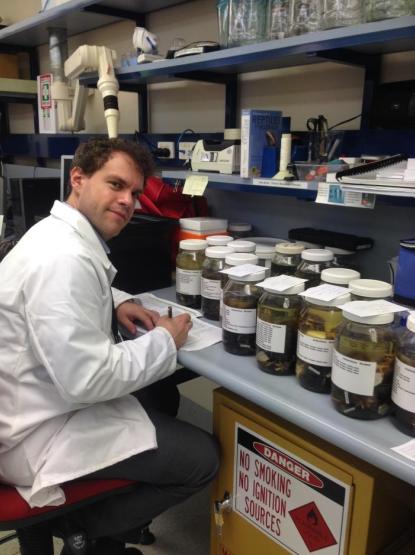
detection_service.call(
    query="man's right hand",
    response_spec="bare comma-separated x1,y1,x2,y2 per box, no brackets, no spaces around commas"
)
157,313,193,349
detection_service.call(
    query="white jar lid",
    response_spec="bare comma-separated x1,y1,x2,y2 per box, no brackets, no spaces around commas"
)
264,283,305,295
205,246,234,259
343,303,394,325
231,240,256,253
301,248,334,262
233,269,267,282
207,235,234,246
225,253,258,266
407,313,415,333
275,242,304,255
228,222,252,232
349,279,393,298
256,243,275,255
307,292,351,307
179,239,207,251
321,268,361,285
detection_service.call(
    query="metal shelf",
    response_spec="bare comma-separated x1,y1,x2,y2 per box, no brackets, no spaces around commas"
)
0,0,190,47
162,170,318,200
77,16,415,87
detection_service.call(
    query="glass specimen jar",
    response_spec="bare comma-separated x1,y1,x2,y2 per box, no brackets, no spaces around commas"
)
201,246,234,321
271,242,304,277
321,267,361,286
175,239,207,308
348,279,393,301
206,235,234,247
392,313,415,436
331,303,396,420
295,248,334,288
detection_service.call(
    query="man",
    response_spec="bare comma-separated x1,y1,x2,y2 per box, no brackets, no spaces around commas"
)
0,138,219,554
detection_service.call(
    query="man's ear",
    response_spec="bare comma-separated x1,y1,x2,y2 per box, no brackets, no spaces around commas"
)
70,166,84,195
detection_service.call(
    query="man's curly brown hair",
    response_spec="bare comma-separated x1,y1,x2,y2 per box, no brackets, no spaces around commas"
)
66,138,154,196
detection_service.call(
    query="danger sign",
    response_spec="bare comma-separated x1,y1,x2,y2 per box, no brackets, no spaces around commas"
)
234,424,350,554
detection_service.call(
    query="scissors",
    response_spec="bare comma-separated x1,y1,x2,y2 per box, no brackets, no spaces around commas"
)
306,115,328,162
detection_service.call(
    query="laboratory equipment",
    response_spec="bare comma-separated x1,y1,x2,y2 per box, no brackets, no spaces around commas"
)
228,0,267,46
322,0,363,29
191,138,240,174
289,0,322,35
132,27,164,62
267,0,290,40
392,313,415,436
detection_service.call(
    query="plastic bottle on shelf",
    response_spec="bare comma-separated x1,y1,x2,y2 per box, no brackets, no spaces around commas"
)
331,303,396,419
271,242,305,276
392,313,415,436
176,239,207,308
295,248,334,288
222,267,266,355
201,246,234,321
256,280,305,375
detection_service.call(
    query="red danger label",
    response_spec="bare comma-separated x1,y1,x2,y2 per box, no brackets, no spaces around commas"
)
253,442,323,488
289,501,337,552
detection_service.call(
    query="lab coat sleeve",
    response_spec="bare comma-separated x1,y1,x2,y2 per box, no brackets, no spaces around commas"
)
112,287,135,307
23,251,177,405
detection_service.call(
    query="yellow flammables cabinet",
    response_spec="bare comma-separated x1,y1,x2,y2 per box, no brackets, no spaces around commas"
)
211,389,413,555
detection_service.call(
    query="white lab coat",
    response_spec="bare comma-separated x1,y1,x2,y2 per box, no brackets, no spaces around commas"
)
0,201,177,507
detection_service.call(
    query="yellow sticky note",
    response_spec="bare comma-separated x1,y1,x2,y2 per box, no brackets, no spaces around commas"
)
183,175,209,196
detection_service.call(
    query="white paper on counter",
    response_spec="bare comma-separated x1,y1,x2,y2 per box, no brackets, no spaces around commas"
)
391,439,415,461
179,318,222,351
135,292,202,318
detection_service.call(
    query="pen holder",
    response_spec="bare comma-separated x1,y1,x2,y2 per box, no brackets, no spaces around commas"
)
261,146,279,178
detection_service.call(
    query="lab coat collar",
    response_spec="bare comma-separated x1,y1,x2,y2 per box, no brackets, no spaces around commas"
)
50,201,115,274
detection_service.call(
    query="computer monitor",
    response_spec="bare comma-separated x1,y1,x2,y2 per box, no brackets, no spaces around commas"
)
60,155,74,200
9,177,61,238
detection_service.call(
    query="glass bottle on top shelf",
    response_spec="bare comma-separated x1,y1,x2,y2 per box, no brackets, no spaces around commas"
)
201,246,234,321
222,267,266,356
296,286,351,393
289,0,322,36
322,0,363,29
256,279,305,375
331,303,396,420
392,313,415,436
365,0,415,22
228,0,267,47
295,248,334,288
267,0,290,39
176,239,207,308
217,0,230,47
271,242,304,276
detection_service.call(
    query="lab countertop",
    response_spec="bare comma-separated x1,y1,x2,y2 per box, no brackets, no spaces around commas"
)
153,286,415,487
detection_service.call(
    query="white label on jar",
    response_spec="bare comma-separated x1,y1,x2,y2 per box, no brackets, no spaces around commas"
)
296,331,334,367
392,357,415,413
256,317,286,353
223,306,257,334
201,277,221,300
219,289,224,318
332,350,377,396
176,268,201,295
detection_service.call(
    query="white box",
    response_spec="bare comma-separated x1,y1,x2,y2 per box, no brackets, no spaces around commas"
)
179,217,228,232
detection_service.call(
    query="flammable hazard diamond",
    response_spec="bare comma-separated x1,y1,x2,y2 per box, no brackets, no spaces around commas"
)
289,501,337,552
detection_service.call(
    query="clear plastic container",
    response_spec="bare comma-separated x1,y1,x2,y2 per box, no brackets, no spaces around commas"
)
201,246,234,321
217,0,230,47
392,313,415,436
295,248,334,288
296,291,351,393
228,222,252,238
322,0,363,29
176,239,207,308
365,0,415,22
228,0,267,46
271,242,305,276
289,0,322,36
349,279,393,301
321,267,361,286
267,0,290,40
223,267,266,355
256,282,305,375
207,235,234,246
331,305,396,420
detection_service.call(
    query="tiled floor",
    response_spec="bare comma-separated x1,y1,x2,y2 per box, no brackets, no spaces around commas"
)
0,397,213,554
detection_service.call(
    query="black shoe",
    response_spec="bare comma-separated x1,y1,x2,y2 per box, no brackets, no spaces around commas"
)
137,525,155,545
90,538,143,555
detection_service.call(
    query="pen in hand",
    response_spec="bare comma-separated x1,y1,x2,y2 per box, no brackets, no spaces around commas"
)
168,306,173,319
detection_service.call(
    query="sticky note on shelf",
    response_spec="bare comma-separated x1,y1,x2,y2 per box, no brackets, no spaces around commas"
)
183,174,209,196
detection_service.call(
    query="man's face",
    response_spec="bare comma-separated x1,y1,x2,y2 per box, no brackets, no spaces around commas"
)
68,151,144,240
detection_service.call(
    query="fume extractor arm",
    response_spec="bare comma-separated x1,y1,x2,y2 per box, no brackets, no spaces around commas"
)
52,44,120,138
